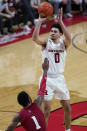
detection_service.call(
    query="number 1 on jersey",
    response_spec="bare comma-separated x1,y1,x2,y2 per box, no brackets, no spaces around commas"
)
31,116,41,129
55,53,60,63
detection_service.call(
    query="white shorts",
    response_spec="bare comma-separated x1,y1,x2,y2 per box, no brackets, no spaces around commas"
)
39,74,70,101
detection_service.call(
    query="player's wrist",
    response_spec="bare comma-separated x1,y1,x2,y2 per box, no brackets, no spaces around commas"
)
43,70,47,75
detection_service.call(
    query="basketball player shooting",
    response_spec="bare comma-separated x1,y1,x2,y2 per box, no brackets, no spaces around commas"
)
32,8,71,131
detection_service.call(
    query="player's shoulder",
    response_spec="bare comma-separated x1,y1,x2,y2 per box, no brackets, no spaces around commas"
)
18,108,25,117
27,103,37,109
32,102,41,110
19,107,25,113
29,102,38,109
19,103,37,113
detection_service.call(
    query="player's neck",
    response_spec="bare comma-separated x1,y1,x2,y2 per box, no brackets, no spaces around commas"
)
52,39,60,44
24,103,32,108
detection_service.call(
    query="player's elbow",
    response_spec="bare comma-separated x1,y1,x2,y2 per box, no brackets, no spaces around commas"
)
68,39,71,46
65,38,71,49
32,35,40,45
68,38,71,45
67,35,72,46
69,36,72,43
32,36,35,41
67,34,71,43
32,35,37,42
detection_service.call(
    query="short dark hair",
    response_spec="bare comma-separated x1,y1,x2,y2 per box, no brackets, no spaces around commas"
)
17,91,31,107
51,24,63,34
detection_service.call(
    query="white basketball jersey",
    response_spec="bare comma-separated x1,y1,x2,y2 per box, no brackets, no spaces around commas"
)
42,38,66,77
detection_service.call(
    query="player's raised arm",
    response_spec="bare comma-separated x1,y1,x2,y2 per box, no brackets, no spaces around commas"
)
5,114,21,131
34,58,49,107
57,8,71,49
32,16,48,47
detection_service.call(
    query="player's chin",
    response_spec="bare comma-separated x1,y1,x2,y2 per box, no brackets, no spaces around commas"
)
50,37,56,40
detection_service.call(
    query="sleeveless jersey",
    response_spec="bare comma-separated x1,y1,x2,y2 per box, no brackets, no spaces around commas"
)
42,38,66,77
19,103,46,131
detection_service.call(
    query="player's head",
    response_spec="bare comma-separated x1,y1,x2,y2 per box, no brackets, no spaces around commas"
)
50,24,63,40
17,91,32,107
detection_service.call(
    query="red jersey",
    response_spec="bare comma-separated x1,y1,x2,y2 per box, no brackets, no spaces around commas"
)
19,103,46,131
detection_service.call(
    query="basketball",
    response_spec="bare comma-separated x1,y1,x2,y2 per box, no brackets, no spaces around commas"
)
38,2,53,17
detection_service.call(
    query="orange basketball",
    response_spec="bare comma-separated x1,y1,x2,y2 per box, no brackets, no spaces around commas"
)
38,2,53,17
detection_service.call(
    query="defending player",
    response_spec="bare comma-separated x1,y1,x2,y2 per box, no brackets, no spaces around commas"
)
6,58,49,131
32,8,71,131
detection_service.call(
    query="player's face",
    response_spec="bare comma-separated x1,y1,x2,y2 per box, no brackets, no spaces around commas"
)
50,28,61,40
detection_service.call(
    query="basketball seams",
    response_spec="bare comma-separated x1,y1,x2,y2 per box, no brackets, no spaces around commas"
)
38,2,53,17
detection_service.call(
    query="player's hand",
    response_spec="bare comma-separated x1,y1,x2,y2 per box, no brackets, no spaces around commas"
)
42,58,49,72
39,15,49,23
57,8,63,24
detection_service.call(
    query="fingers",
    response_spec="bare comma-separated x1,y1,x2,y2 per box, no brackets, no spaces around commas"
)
61,8,63,15
39,15,48,23
61,8,63,13
58,8,60,13
57,8,63,23
58,8,63,14
46,16,50,21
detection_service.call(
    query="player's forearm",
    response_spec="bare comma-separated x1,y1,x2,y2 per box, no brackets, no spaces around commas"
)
6,122,17,131
35,72,47,106
34,95,44,107
60,21,71,42
32,21,42,41
43,70,47,75
38,71,47,95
